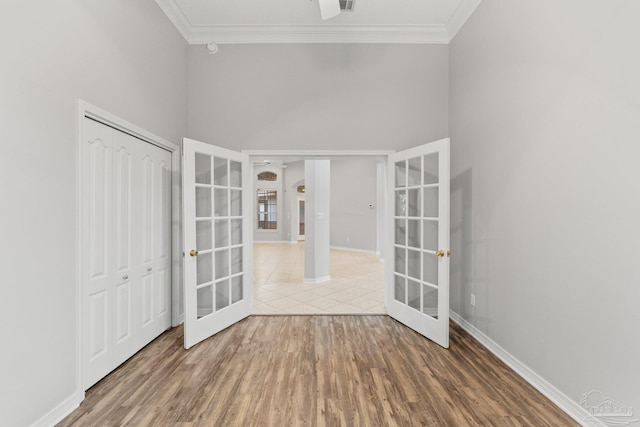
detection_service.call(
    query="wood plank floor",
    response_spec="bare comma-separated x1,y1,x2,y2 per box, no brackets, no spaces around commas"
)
60,316,577,426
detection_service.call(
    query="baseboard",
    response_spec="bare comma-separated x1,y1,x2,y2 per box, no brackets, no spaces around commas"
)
30,391,83,427
303,275,331,284
330,245,378,255
254,241,292,244
172,314,184,327
449,311,598,427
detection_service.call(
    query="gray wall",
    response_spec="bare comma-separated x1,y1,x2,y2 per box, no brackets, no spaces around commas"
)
450,0,640,414
0,2,188,425
330,159,378,252
188,44,449,151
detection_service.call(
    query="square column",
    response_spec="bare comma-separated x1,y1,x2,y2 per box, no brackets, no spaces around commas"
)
304,160,331,284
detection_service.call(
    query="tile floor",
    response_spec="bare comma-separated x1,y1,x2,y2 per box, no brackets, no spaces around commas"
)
252,242,386,315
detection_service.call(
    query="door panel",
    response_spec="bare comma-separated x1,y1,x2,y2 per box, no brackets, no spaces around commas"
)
83,117,172,389
183,138,252,349
387,139,450,348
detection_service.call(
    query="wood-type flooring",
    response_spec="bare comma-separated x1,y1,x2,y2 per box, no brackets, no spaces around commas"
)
60,316,577,426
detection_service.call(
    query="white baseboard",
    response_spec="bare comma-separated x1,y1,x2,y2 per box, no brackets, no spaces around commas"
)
254,240,292,244
449,311,599,427
30,391,83,427
303,275,331,284
172,314,184,327
330,245,378,255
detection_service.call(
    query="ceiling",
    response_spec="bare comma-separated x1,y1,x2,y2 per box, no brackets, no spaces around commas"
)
155,0,481,44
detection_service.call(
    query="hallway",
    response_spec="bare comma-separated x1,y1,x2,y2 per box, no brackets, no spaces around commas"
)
252,242,385,314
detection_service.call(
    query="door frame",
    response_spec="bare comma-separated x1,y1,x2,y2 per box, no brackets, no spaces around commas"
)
75,100,181,402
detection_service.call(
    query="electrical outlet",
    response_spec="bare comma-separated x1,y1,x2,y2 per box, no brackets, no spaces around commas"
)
470,294,476,307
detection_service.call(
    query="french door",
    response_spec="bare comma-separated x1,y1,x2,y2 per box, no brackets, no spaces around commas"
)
182,138,253,349
387,138,450,348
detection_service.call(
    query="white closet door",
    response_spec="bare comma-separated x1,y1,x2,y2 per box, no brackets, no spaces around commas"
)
83,118,115,387
83,118,172,389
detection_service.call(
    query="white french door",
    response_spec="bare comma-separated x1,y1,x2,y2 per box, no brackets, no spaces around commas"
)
182,138,253,349
387,138,450,348
297,197,306,241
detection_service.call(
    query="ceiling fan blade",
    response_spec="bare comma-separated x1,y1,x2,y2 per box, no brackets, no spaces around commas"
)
319,0,341,20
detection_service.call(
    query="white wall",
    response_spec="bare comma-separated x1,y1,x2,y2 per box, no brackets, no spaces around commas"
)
330,159,378,252
188,44,449,151
450,0,640,415
0,2,188,425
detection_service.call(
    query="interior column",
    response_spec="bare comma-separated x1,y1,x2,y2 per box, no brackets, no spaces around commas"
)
304,160,331,284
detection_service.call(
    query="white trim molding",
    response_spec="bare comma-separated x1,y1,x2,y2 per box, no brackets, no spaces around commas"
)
449,311,600,427
30,392,83,427
303,275,331,285
155,0,480,44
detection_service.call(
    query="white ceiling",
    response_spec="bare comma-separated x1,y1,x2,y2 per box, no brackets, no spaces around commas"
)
155,0,481,44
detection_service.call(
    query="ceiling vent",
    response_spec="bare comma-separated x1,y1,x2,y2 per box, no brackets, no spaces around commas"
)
339,0,355,12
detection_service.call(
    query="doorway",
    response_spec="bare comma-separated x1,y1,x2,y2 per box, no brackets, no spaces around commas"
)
248,154,388,315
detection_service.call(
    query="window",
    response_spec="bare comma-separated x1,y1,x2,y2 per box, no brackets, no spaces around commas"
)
257,189,277,230
257,171,277,182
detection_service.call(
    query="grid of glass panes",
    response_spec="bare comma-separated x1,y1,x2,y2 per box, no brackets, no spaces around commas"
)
393,153,439,319
257,189,277,230
194,153,244,319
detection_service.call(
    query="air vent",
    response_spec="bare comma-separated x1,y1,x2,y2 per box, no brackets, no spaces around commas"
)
339,0,355,11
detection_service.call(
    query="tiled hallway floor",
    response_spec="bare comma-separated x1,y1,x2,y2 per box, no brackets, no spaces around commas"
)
252,242,386,315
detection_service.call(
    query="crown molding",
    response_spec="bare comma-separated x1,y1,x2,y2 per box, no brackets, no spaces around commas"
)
155,0,192,41
446,0,482,42
189,25,449,44
156,0,480,45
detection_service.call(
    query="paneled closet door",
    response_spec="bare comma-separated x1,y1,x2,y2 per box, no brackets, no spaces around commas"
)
83,118,172,389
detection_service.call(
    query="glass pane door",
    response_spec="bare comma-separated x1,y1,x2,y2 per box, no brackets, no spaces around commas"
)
183,138,252,349
387,139,450,348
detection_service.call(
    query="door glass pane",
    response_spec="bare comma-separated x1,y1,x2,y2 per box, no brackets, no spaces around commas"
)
395,161,406,188
197,285,213,318
408,189,420,217
214,157,228,186
215,219,229,247
423,187,438,218
230,160,242,187
423,252,438,286
394,247,406,275
231,247,242,274
394,275,405,303
196,187,211,217
231,219,242,245
215,280,230,310
423,153,439,185
230,190,242,217
408,220,420,248
395,219,406,245
299,201,305,236
395,190,407,216
408,157,421,186
407,249,421,280
197,252,212,285
214,188,229,217
215,249,229,279
408,279,421,310
422,220,438,251
196,220,212,251
422,285,438,319
231,276,243,303
195,153,211,184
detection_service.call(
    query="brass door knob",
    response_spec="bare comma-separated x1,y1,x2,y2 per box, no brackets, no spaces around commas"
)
436,250,445,257
189,249,199,257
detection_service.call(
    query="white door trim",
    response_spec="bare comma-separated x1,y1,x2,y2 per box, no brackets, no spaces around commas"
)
75,100,181,405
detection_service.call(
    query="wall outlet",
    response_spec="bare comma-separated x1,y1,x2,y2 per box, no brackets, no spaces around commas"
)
470,294,476,307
